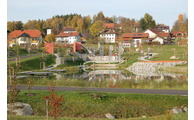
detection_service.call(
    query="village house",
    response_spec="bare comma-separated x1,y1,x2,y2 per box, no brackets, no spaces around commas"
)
8,30,42,47
171,31,188,45
144,26,171,44
55,26,82,44
116,33,149,47
99,23,119,43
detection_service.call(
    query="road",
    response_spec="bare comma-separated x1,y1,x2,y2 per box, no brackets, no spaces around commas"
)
7,53,42,62
10,85,188,96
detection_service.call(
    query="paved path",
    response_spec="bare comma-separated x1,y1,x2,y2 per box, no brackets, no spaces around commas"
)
43,53,61,70
8,53,42,62
10,85,188,96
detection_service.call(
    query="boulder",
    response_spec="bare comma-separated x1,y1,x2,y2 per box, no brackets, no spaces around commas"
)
171,107,182,114
7,102,34,115
105,113,115,119
183,107,188,112
170,56,180,60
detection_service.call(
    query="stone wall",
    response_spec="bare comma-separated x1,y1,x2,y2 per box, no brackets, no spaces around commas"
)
126,61,187,76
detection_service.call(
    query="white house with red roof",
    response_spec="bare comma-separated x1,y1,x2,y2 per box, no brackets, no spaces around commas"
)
8,30,42,47
55,26,82,44
99,23,119,43
100,29,117,43
144,27,171,44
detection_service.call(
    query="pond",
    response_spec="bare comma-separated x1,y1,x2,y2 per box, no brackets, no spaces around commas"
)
15,69,188,90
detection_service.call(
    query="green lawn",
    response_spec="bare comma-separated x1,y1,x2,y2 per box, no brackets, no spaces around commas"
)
8,54,56,71
7,90,188,120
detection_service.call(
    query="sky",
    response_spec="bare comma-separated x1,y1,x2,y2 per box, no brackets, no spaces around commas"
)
7,0,188,29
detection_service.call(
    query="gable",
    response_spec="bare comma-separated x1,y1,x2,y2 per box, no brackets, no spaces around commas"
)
18,33,31,37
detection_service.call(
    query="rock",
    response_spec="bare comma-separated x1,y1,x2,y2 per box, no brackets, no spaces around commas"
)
7,102,34,115
170,56,180,59
105,113,115,119
171,107,182,114
183,107,188,112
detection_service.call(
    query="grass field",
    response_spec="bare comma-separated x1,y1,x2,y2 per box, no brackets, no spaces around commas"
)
8,54,56,71
7,90,188,120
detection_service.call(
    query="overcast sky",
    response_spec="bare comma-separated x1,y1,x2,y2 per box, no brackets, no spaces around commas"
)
7,0,188,29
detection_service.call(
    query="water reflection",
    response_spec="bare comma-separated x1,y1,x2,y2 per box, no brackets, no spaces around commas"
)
53,69,187,82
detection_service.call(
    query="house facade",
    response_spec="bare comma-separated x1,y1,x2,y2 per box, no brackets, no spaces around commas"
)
117,33,149,47
100,29,117,43
99,23,119,43
8,30,42,47
55,27,82,44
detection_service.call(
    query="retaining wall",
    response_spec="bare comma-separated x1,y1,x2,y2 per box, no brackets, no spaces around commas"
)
126,61,187,76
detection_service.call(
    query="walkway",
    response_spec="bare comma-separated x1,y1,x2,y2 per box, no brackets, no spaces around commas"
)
44,54,61,70
11,85,188,96
8,53,42,62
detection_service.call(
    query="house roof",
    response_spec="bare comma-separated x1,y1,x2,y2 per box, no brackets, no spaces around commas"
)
117,23,122,27
134,23,140,27
147,29,164,34
157,32,170,38
100,29,117,34
152,26,170,30
103,23,116,29
172,31,187,37
122,33,149,38
55,32,81,37
61,26,76,32
8,30,41,38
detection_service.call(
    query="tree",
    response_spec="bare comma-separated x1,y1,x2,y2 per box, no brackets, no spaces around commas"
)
172,14,188,32
45,33,56,42
139,13,156,31
139,18,148,31
36,20,44,33
77,18,84,33
7,21,23,31
89,21,104,37
83,15,92,30
15,21,23,30
7,21,17,32
23,20,38,30
96,11,105,21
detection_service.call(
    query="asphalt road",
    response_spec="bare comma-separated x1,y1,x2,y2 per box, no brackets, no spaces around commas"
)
11,85,188,96
7,53,42,62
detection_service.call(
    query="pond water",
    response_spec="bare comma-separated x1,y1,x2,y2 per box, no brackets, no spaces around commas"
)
15,69,188,89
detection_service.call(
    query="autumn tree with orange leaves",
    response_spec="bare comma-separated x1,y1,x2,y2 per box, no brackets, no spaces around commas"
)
172,14,188,33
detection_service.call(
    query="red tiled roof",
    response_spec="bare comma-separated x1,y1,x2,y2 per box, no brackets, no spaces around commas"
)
148,29,163,34
8,30,41,38
122,33,149,38
117,23,122,27
116,38,132,41
134,23,140,27
103,23,115,29
61,26,76,32
157,32,170,38
55,32,81,37
172,31,187,37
